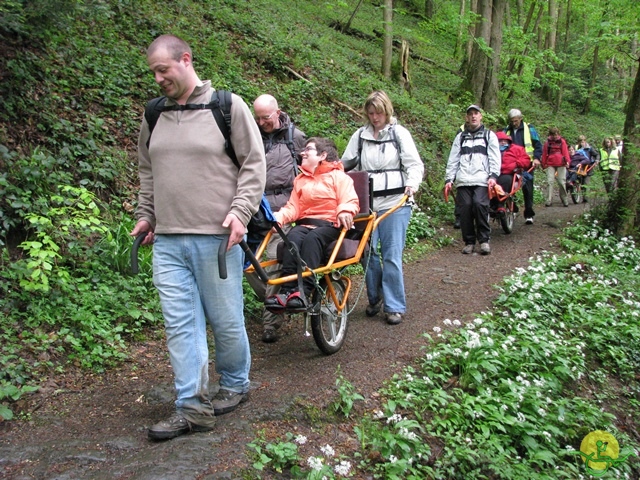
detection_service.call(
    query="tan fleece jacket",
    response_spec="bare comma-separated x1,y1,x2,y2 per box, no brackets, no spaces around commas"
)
136,82,266,233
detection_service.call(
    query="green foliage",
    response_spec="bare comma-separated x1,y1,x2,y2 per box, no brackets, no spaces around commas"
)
248,432,301,474
16,186,107,292
355,216,640,478
237,217,639,480
0,0,634,440
330,367,365,418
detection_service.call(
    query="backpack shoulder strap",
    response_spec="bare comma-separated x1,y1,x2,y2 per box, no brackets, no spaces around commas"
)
144,96,167,148
287,122,299,176
210,90,240,170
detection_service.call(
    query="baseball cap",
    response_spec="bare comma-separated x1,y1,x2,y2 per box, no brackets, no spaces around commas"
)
466,104,482,113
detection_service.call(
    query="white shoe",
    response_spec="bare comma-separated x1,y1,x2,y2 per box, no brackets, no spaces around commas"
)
525,217,534,225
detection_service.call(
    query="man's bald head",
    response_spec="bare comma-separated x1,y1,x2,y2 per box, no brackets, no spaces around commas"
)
253,94,281,133
147,34,192,62
253,94,278,111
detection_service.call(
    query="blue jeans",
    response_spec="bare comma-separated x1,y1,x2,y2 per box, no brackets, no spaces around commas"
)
365,205,411,314
153,235,250,414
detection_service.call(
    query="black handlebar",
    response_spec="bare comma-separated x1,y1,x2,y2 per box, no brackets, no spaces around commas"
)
217,235,270,282
131,233,147,275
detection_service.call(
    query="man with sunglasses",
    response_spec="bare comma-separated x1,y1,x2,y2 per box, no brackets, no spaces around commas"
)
251,94,307,343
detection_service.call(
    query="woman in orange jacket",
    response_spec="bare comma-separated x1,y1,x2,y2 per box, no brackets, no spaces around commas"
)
265,137,359,310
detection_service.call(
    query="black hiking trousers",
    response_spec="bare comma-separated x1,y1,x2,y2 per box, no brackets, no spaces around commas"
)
457,186,491,245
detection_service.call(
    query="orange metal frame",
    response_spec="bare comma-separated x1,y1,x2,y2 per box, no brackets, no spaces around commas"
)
244,196,408,313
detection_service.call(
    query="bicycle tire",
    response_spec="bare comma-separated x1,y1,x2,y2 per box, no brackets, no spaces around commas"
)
309,277,348,355
571,183,583,204
500,198,515,234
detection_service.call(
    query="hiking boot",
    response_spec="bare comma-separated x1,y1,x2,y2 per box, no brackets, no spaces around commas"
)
365,299,382,317
480,242,491,255
212,388,248,416
453,218,461,229
262,328,278,343
525,217,534,225
148,412,215,441
462,244,474,254
385,312,403,325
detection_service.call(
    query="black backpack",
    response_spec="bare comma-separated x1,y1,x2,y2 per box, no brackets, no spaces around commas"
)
143,90,272,236
144,89,240,169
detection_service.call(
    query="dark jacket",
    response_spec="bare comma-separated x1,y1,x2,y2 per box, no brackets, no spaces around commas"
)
261,112,306,212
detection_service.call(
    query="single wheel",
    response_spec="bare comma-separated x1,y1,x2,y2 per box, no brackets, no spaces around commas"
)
500,197,516,234
309,277,348,355
571,183,583,204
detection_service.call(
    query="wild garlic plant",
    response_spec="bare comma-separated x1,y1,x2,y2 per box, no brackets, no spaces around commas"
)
248,218,640,479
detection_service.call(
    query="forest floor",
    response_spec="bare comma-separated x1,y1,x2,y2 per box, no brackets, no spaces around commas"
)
0,199,586,479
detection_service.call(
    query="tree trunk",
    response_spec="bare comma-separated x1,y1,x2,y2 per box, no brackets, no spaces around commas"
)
400,40,411,94
454,0,467,59
481,0,506,111
465,0,479,65
425,0,435,19
582,30,601,114
382,0,393,78
516,0,523,24
516,3,543,78
541,0,559,101
533,0,547,83
605,57,640,235
464,0,493,103
343,0,365,32
554,0,572,112
506,0,538,76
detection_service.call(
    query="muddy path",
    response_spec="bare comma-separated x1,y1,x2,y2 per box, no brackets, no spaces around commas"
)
0,202,586,479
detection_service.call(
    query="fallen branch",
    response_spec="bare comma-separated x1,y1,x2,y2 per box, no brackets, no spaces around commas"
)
284,66,311,83
284,66,362,118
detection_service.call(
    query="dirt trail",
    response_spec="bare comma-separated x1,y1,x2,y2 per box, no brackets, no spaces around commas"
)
0,202,585,479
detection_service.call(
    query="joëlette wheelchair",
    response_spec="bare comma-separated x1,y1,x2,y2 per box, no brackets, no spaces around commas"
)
566,162,597,204
487,167,532,234
242,170,407,355
444,167,533,235
131,171,406,355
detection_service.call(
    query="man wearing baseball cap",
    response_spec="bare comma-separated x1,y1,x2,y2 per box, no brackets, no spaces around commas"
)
445,105,501,255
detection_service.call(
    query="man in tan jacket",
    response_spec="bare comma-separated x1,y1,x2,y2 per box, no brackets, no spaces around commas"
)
131,34,265,440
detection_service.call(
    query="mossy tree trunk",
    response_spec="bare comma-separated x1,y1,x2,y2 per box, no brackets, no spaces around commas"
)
606,57,640,235
382,0,393,79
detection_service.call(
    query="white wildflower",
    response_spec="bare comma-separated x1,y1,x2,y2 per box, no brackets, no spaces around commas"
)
387,413,403,424
295,434,308,445
433,326,442,333
307,456,323,471
443,319,452,326
320,444,335,457
334,460,352,476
